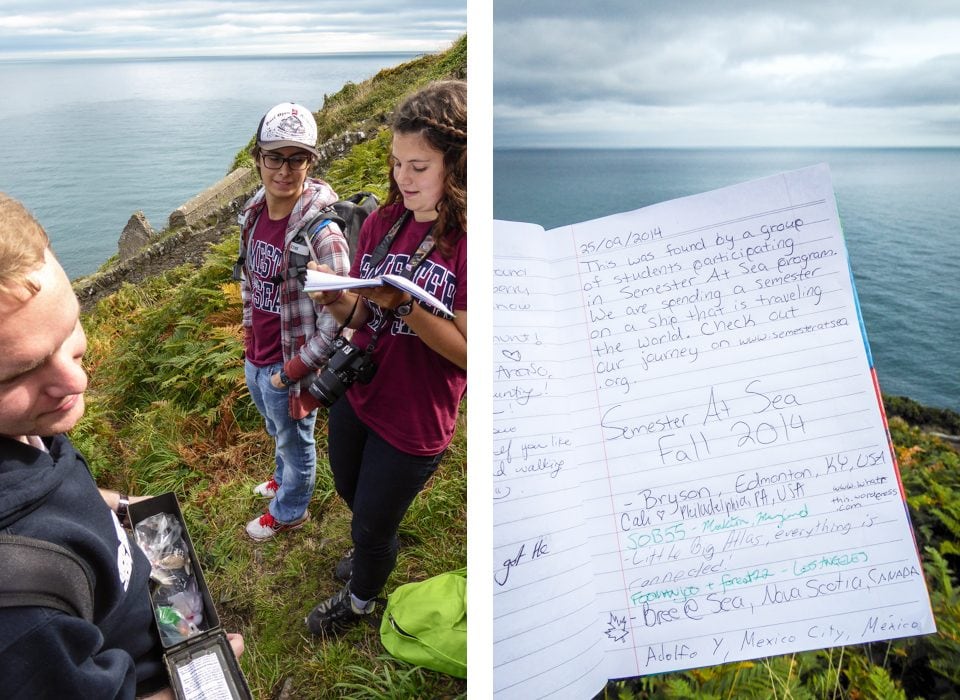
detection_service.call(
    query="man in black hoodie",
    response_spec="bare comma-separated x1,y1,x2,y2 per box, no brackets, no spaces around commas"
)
0,193,242,698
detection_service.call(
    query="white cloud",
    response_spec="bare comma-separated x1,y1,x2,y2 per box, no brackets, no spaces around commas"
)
0,1,465,59
493,1,960,146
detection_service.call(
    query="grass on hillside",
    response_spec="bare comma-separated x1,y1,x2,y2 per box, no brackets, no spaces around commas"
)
313,34,466,143
75,235,467,698
68,29,960,698
230,34,467,173
76,239,960,698
73,40,468,699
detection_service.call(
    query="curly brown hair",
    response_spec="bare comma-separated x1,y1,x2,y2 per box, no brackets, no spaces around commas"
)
385,80,466,255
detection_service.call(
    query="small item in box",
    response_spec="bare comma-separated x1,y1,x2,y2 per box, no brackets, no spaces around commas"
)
129,493,253,700
134,512,204,644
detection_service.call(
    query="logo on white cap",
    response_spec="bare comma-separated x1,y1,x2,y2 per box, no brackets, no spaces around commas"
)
258,102,319,155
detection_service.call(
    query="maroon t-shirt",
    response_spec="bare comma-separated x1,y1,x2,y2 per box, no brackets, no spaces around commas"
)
347,203,467,455
246,213,289,366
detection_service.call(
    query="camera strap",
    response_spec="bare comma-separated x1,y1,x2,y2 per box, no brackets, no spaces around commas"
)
323,219,407,355
368,210,437,279
368,210,411,269
327,210,440,357
361,210,438,351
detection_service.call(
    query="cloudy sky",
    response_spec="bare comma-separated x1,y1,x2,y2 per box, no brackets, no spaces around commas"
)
0,0,466,60
494,1,960,147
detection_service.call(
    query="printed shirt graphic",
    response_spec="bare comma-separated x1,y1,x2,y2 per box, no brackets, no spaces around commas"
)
347,204,467,456
360,253,459,338
247,213,288,366
111,511,133,591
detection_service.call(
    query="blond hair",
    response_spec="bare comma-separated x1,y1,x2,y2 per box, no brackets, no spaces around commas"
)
0,193,50,298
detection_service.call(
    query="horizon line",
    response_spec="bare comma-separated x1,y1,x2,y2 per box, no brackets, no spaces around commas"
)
493,144,960,150
0,50,430,65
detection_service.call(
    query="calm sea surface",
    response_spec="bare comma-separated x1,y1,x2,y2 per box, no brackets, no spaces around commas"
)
0,54,416,279
494,148,960,413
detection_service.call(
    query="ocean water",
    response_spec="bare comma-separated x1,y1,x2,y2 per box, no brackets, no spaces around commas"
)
0,54,416,279
494,148,960,414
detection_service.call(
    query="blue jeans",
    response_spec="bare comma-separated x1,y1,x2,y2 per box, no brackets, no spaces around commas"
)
328,398,444,601
245,359,317,523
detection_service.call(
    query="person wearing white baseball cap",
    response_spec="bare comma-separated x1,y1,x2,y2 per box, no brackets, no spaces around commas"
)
237,102,349,541
257,102,320,156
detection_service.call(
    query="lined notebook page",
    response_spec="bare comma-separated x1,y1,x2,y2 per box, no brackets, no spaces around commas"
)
492,165,935,696
562,164,934,678
492,221,607,698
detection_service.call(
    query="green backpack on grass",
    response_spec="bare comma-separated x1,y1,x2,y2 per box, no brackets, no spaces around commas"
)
380,568,467,679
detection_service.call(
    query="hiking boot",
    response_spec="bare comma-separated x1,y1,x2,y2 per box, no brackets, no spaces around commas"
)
245,510,309,541
253,478,279,498
305,585,375,636
334,548,354,583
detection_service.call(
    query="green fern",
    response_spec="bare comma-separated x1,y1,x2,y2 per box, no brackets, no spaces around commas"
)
72,39,468,700
325,128,392,201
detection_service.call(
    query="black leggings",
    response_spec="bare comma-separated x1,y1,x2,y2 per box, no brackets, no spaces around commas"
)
328,398,444,600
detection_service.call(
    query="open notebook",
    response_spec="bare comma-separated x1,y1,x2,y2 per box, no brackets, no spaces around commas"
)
303,269,455,317
492,164,935,698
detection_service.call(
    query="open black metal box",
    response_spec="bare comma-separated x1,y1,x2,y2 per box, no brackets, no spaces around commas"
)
128,492,252,700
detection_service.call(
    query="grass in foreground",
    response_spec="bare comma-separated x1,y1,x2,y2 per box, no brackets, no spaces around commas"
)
73,40,469,697
75,236,467,698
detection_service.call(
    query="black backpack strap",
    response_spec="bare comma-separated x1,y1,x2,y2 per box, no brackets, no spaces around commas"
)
232,207,257,282
303,205,347,247
335,191,378,220
0,534,95,622
333,193,378,262
234,193,380,282
273,206,347,285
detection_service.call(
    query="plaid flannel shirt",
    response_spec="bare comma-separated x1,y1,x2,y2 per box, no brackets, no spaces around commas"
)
238,178,350,418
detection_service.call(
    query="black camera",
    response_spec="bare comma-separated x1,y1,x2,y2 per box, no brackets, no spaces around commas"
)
308,336,377,406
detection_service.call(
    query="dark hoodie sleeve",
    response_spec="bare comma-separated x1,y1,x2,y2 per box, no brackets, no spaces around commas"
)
0,434,167,698
0,606,139,699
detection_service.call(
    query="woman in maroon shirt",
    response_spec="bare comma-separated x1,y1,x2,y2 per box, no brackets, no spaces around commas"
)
304,80,467,634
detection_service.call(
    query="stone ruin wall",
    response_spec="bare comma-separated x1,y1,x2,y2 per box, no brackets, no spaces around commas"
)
73,166,258,310
73,129,379,311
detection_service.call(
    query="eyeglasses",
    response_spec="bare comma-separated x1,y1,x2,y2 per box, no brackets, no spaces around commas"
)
260,153,312,171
